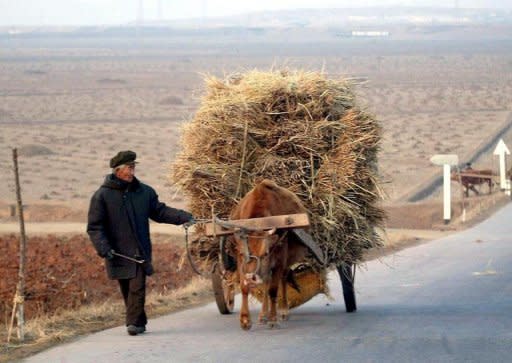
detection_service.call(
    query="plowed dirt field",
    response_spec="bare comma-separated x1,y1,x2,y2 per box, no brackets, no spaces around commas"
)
0,234,194,320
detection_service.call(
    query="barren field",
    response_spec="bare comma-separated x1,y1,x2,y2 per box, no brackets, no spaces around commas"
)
0,234,195,321
1,33,512,215
1,26,512,360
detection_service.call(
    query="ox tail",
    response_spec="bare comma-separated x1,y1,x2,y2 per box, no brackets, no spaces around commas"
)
286,269,301,293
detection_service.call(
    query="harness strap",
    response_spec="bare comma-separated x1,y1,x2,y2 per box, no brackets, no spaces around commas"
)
238,230,288,275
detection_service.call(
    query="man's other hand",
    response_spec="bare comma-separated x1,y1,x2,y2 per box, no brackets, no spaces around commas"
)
104,249,115,260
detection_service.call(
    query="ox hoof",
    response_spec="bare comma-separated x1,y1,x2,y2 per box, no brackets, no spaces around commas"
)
241,319,252,331
267,320,280,329
258,316,268,324
279,313,289,321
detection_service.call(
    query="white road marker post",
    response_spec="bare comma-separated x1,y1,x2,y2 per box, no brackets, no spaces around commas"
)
493,138,510,191
443,164,451,223
430,154,459,224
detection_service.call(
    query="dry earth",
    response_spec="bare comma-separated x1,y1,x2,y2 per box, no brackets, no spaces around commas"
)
1,30,512,213
0,234,194,322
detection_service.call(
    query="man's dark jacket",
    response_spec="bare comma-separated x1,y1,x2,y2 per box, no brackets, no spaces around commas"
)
87,174,192,279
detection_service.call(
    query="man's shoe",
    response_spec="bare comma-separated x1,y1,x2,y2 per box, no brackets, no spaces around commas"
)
127,325,138,336
127,325,146,335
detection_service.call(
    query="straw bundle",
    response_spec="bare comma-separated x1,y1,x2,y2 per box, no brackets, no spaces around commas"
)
171,69,385,269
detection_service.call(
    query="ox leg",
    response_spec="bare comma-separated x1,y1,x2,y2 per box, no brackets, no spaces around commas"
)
267,276,280,328
278,273,290,321
268,286,279,328
337,263,357,313
258,287,269,324
239,284,252,330
239,259,252,330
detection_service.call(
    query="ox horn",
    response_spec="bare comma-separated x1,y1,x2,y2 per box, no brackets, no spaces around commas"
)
267,227,277,235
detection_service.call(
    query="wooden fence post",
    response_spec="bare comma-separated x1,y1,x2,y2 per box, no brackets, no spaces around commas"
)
7,148,27,343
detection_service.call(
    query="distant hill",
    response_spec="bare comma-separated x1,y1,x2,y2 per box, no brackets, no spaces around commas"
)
147,6,512,28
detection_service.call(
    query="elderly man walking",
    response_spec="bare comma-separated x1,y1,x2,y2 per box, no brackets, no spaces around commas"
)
87,150,194,336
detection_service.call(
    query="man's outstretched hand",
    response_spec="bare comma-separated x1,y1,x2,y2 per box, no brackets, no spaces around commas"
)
183,217,197,229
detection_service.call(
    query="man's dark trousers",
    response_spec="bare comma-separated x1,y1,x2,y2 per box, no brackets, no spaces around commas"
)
118,265,147,327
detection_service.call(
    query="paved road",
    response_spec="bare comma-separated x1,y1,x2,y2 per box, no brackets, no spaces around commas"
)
23,204,512,363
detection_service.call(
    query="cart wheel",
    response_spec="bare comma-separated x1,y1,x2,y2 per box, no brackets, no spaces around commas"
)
337,263,357,313
212,264,235,314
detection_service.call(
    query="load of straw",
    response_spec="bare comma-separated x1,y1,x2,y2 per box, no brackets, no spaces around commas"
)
170,69,385,271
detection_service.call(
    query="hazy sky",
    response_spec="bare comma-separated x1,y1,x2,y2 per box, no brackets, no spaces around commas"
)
1,0,511,26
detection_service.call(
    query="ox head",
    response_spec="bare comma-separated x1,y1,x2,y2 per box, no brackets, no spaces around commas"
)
235,227,280,289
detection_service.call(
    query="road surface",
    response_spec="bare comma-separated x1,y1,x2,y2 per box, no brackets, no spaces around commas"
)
22,204,512,362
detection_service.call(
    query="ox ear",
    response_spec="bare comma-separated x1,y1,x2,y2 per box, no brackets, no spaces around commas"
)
267,227,277,235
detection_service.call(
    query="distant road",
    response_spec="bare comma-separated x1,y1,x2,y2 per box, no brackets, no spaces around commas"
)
408,111,512,202
22,203,512,362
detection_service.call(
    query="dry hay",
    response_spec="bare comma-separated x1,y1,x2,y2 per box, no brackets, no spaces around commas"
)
170,69,385,270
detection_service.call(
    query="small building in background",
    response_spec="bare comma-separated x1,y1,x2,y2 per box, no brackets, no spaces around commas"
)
351,30,390,37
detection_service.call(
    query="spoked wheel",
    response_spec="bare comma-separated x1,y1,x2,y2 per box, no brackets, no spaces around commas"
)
212,263,235,314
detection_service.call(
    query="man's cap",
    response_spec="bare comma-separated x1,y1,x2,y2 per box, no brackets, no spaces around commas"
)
110,150,138,168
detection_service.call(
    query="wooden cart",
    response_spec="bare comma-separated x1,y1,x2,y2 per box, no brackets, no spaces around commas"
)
192,213,356,314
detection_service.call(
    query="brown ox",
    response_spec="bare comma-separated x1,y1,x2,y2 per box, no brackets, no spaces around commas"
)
229,179,309,330
451,167,494,197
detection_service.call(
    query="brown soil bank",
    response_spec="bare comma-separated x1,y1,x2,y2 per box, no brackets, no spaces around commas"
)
0,234,194,321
